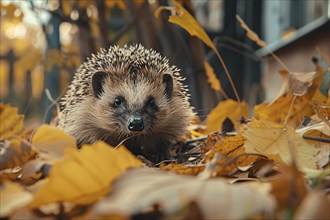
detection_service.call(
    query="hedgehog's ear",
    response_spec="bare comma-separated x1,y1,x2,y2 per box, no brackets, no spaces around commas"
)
92,71,107,99
162,74,173,99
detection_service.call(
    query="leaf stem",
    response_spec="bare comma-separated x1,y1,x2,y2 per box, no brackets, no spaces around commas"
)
283,95,297,126
214,50,241,102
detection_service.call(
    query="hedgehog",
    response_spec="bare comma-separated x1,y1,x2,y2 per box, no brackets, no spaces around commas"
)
58,44,194,162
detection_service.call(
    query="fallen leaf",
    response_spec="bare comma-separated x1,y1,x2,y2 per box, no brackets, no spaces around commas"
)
0,139,37,171
91,168,276,219
0,181,33,217
254,93,316,127
160,163,205,175
242,119,319,171
255,67,323,127
0,103,25,139
32,124,76,159
205,99,249,133
29,142,141,208
202,134,246,162
269,164,306,212
294,190,330,220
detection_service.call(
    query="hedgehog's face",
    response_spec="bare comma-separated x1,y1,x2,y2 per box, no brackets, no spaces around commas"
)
90,70,174,138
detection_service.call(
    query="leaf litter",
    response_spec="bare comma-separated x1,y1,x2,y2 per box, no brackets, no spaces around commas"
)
1,1,329,219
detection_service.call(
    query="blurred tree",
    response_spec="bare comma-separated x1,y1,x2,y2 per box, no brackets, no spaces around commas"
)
1,0,225,125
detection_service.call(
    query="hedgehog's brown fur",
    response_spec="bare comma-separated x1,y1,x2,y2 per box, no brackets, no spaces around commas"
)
58,44,194,162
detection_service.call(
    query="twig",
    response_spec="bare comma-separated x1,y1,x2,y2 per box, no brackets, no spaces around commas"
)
283,95,297,126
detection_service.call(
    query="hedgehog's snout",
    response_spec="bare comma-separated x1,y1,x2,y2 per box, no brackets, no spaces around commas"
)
127,116,144,132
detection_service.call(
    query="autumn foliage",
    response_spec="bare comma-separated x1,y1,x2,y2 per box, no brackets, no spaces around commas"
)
1,1,329,220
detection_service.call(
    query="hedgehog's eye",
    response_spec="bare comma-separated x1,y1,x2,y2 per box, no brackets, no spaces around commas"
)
147,97,157,111
114,96,123,107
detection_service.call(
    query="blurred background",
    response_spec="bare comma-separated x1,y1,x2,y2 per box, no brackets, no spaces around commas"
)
0,0,329,127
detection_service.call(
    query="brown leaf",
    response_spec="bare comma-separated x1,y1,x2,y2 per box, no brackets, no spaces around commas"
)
269,164,307,211
0,139,37,171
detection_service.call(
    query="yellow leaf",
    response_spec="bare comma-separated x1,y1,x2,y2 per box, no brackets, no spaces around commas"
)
0,139,37,171
236,15,266,47
155,1,215,50
32,125,76,159
204,61,221,92
155,1,239,102
206,99,249,133
29,141,141,208
0,103,25,138
242,120,319,170
255,69,322,127
0,181,33,217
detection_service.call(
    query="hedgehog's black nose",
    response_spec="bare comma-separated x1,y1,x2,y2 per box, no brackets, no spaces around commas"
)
128,117,144,132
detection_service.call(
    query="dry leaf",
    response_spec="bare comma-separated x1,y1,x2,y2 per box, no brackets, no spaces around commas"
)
242,119,319,171
294,190,330,219
202,134,245,162
269,164,306,211
255,95,313,127
271,70,319,105
91,168,276,219
29,142,141,208
236,15,266,47
0,103,25,139
206,99,249,133
204,60,222,92
32,124,76,159
0,139,37,171
160,163,205,175
0,181,33,217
